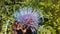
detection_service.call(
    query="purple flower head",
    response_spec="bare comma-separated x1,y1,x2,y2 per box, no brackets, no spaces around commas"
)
13,7,43,29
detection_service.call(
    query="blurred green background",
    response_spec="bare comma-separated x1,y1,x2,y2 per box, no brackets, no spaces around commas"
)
0,0,60,34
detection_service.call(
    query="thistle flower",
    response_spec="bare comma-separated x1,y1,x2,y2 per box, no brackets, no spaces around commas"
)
13,7,43,29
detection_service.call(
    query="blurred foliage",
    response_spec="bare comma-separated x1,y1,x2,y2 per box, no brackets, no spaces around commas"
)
37,25,56,34
0,0,60,34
